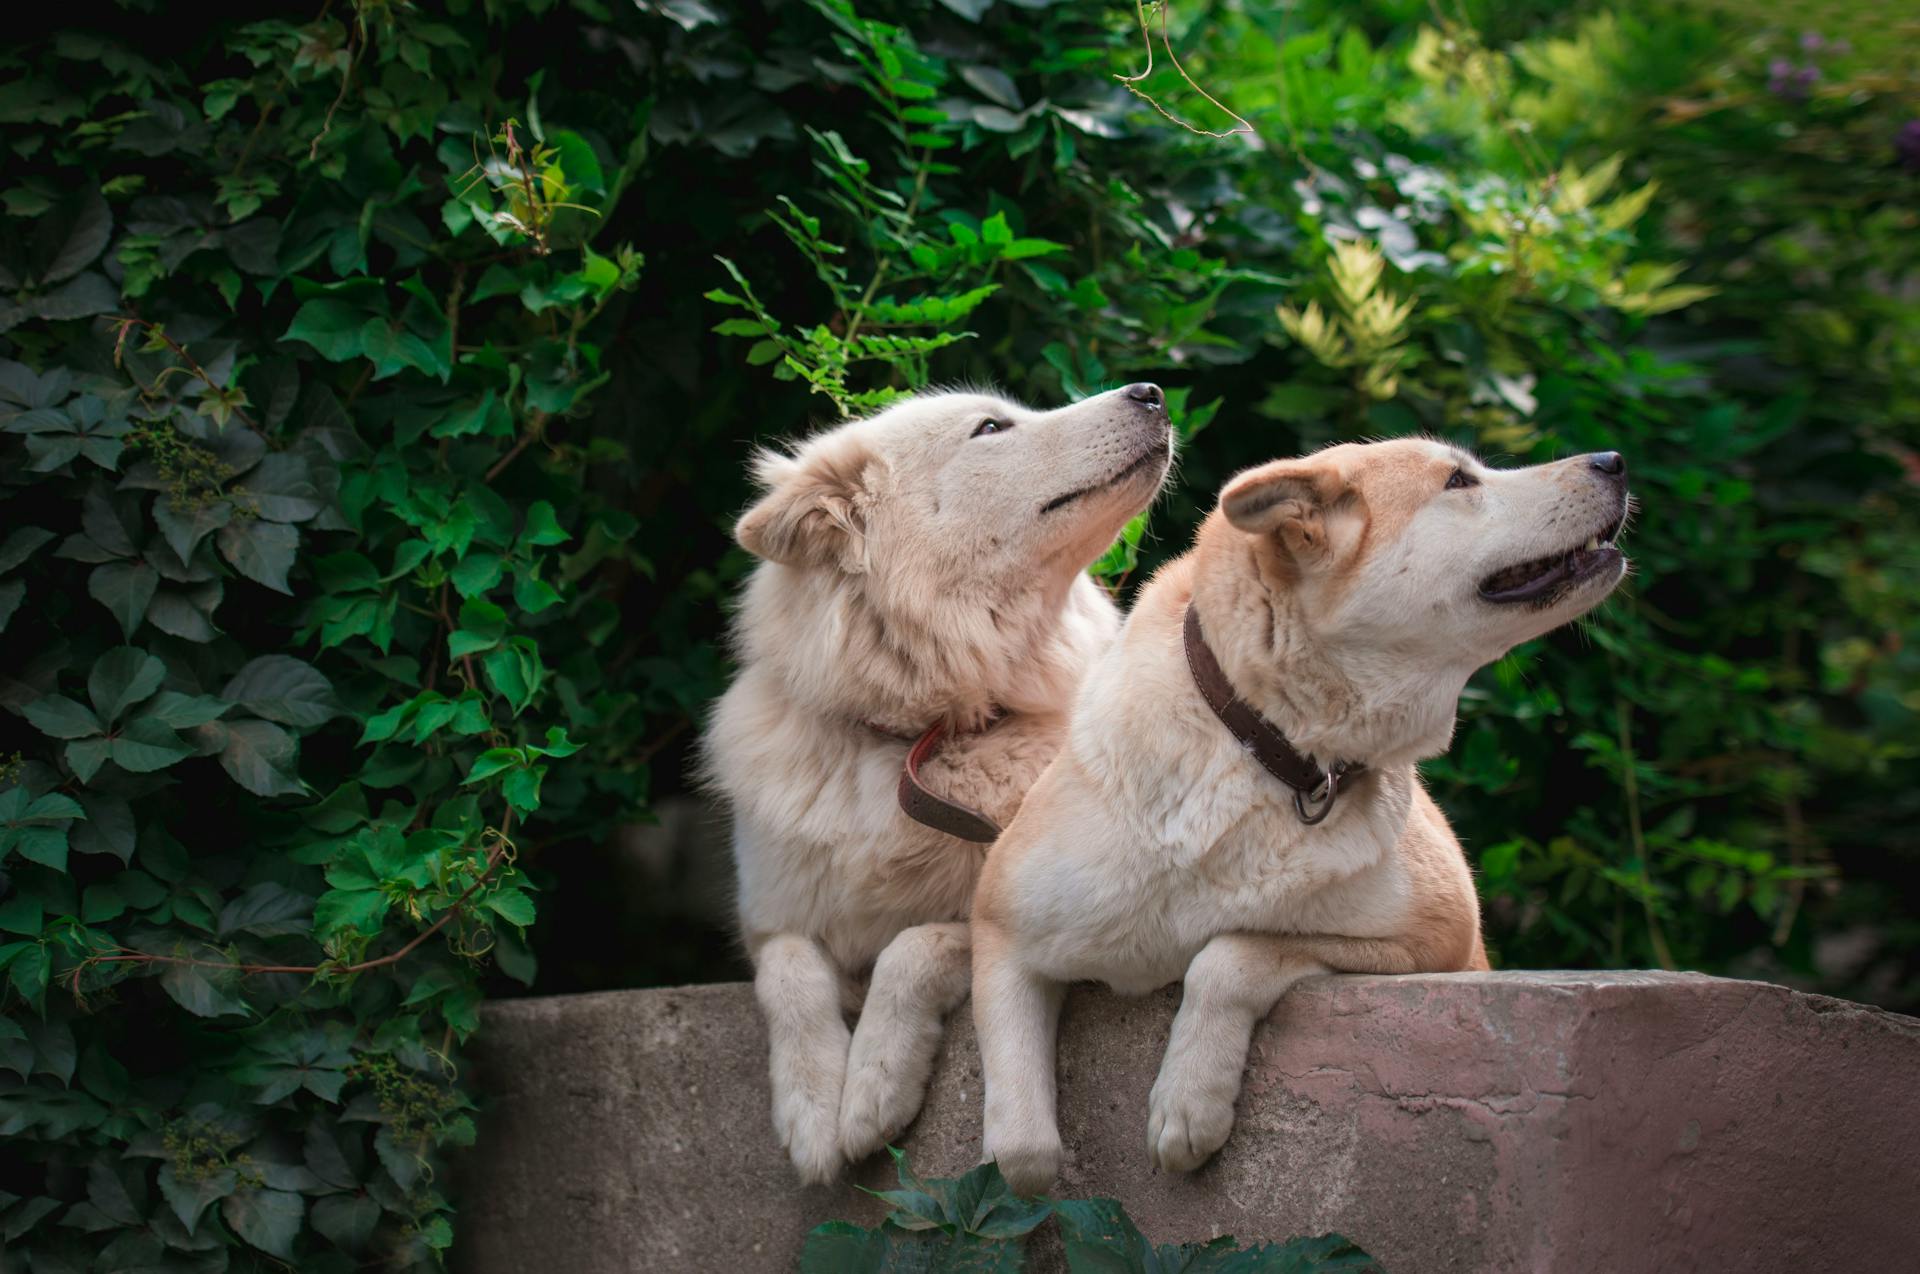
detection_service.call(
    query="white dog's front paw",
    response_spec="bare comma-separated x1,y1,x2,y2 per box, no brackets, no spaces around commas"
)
985,1125,1062,1197
838,1053,924,1163
1147,1081,1236,1174
774,1092,844,1184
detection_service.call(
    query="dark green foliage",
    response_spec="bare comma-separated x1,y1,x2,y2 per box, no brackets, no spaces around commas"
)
1,0,1916,1268
801,1152,1381,1273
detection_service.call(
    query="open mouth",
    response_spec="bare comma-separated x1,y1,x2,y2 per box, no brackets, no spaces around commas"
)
1477,507,1629,606
1039,437,1171,515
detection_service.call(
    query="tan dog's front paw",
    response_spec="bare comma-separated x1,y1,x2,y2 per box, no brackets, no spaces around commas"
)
985,1127,1062,1197
1147,1083,1235,1174
838,1057,919,1163
775,1096,844,1184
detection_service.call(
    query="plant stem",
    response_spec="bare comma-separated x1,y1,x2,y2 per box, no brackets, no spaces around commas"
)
1615,695,1674,969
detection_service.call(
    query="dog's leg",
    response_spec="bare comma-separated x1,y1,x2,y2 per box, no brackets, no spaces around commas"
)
974,922,1066,1195
839,921,971,1162
754,933,851,1184
1149,931,1428,1173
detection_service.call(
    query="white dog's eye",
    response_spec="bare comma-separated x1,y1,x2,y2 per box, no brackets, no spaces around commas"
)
1445,467,1479,490
972,418,1010,437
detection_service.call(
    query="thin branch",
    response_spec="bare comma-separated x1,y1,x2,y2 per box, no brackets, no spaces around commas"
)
309,16,363,162
1614,695,1675,970
111,317,260,431
1115,0,1256,140
70,836,514,997
485,410,548,483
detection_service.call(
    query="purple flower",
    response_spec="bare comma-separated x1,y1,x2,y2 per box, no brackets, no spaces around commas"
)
1897,120,1920,173
1800,32,1824,53
1768,59,1819,101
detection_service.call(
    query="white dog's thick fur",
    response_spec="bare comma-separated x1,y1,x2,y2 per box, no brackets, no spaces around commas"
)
972,438,1631,1193
704,386,1172,1182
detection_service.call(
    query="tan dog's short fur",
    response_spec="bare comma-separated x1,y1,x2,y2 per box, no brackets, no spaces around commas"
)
972,438,1630,1193
704,386,1172,1182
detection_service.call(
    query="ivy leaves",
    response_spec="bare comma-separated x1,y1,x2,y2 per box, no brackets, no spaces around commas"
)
800,1152,1383,1272
284,277,453,383
0,790,85,872
19,647,334,797
23,648,203,782
0,187,117,335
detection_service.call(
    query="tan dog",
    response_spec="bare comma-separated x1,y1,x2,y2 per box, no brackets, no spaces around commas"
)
971,438,1630,1193
704,384,1173,1182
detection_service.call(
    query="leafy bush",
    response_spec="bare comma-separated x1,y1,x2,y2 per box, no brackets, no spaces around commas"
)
801,1150,1382,1273
2,5,652,1268
1,0,1915,1268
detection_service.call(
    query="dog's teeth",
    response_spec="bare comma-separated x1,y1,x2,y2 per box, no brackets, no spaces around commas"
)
1584,537,1599,551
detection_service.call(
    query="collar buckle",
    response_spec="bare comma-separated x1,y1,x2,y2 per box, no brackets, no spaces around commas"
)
1293,767,1341,825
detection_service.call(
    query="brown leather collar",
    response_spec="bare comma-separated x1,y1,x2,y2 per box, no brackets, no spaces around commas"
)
1183,604,1364,825
867,713,1005,843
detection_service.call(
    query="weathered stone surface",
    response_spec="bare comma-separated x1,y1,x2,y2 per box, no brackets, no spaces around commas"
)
454,973,1920,1273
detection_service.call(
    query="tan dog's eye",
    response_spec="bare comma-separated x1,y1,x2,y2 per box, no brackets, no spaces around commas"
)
972,418,1011,437
1445,467,1478,490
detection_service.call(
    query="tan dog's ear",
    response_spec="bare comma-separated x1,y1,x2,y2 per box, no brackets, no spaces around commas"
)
1219,458,1348,559
735,443,876,571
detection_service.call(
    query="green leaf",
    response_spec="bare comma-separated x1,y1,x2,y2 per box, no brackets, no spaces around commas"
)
0,898,42,935
159,958,251,1018
235,453,325,523
158,1162,237,1235
463,748,522,785
110,717,195,773
799,1220,891,1274
313,887,389,937
0,526,55,574
82,884,126,923
37,187,112,283
88,646,167,724
284,298,370,362
536,726,582,758
88,564,159,640
482,638,542,715
222,1187,304,1260
142,690,231,729
501,763,546,812
520,500,570,547
222,656,337,728
0,579,22,632
310,1193,380,1252
212,719,305,796
218,882,312,938
6,944,49,1001
4,825,68,871
217,519,298,594
449,598,508,657
23,694,102,740
65,739,112,783
484,886,536,926
512,569,562,613
153,497,233,561
451,552,504,598
72,792,134,862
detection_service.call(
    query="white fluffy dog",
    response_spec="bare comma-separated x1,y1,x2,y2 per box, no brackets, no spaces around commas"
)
704,384,1173,1181
972,438,1631,1193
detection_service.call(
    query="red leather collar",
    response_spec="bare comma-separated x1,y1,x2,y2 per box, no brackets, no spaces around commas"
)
866,712,1005,843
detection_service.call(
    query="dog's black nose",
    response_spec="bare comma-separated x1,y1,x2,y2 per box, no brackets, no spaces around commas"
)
1123,382,1163,408
1589,451,1626,477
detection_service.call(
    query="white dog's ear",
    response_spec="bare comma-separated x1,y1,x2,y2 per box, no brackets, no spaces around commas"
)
1219,458,1348,559
735,443,877,571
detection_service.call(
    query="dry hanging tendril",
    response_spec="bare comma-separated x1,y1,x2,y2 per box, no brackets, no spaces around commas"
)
1115,0,1256,140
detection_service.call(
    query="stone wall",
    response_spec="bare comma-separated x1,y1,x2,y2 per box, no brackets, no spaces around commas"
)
454,972,1920,1272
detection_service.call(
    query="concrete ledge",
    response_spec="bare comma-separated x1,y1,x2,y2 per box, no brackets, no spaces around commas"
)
454,973,1920,1272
